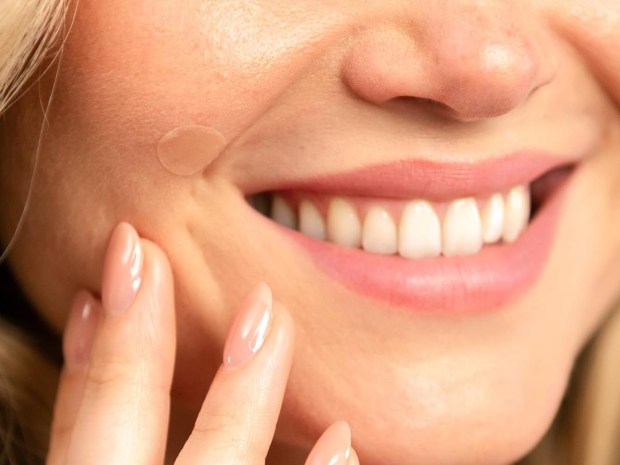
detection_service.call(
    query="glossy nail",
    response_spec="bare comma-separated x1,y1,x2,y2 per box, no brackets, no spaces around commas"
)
305,422,352,465
223,282,273,370
63,291,100,371
101,222,143,314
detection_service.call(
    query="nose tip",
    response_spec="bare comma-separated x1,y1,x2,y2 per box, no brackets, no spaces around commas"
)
341,16,555,121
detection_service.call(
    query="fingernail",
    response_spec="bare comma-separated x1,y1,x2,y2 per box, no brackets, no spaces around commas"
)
223,282,273,370
63,291,100,371
101,222,143,314
305,422,352,465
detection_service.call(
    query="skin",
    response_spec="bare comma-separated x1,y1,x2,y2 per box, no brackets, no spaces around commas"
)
1,0,620,464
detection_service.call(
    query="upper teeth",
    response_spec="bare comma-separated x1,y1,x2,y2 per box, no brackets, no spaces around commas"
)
269,185,531,258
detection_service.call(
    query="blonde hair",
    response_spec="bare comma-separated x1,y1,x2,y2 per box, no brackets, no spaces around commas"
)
0,319,59,464
0,0,66,115
0,2,619,464
1,1,66,463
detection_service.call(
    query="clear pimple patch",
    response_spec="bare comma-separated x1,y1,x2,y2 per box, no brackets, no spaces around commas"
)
157,125,227,176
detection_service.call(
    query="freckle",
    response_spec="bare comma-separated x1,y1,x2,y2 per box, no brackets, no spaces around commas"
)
157,125,227,176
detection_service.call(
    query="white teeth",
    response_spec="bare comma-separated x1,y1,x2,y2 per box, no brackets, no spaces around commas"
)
270,185,532,259
399,201,442,259
481,193,505,244
502,185,531,243
327,198,362,248
271,195,297,229
299,200,326,240
442,198,483,257
362,206,398,255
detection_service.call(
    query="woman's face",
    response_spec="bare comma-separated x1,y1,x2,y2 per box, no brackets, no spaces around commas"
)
2,1,620,464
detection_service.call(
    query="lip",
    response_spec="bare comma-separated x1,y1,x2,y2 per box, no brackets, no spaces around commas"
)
251,155,576,313
258,151,574,201
283,177,569,312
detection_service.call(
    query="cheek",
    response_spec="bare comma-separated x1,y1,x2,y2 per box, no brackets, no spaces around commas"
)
552,0,620,102
592,136,620,321
28,0,349,265
55,0,344,161
5,0,326,326
12,0,351,324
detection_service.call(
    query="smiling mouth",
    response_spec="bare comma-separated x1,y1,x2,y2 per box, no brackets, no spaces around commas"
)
249,162,573,261
244,152,577,313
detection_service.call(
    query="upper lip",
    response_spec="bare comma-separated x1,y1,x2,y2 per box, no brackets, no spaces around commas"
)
255,151,576,201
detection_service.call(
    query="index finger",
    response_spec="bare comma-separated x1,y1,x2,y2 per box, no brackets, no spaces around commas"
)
176,283,295,465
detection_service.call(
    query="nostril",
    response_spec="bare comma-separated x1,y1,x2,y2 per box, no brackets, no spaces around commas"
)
341,27,426,106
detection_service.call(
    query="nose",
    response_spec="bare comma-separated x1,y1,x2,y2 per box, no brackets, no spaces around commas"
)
341,3,556,121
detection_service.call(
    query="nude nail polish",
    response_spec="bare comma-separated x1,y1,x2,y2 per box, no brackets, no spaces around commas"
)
101,223,143,314
305,422,352,465
63,291,99,371
223,282,273,370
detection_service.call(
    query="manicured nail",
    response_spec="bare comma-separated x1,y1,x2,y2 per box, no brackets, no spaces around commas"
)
223,282,273,370
101,222,143,314
63,291,100,371
305,422,352,465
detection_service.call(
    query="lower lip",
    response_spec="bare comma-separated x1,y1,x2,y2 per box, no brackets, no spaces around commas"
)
276,178,572,314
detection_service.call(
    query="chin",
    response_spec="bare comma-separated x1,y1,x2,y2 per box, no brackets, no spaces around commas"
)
368,394,563,465
276,346,572,465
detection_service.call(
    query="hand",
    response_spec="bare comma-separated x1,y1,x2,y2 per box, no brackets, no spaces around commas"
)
47,222,359,465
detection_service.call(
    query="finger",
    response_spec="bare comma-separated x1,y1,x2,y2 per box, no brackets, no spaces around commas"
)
176,282,295,465
304,422,352,465
64,223,176,465
47,291,101,465
349,448,360,465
